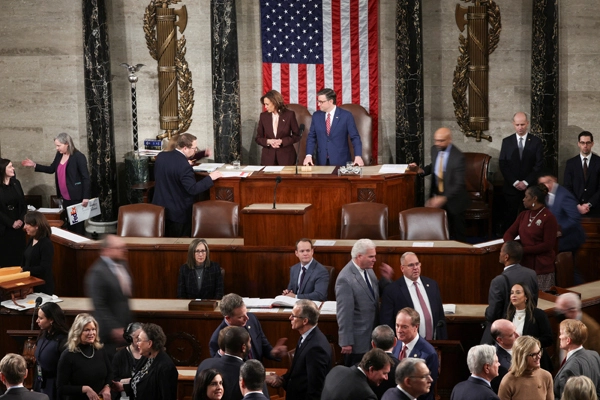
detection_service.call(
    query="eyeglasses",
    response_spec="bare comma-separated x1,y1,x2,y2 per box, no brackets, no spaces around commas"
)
409,374,432,380
579,141,593,145
317,99,330,104
195,249,207,254
290,314,304,319
528,349,543,358
403,262,421,268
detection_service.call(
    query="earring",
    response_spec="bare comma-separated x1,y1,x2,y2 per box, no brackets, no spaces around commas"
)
532,203,535,208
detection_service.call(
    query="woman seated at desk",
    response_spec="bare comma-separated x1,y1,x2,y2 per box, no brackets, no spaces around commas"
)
23,211,55,295
177,238,224,300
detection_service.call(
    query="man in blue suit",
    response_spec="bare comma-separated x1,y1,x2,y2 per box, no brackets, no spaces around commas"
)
303,88,364,166
450,344,500,400
281,238,330,301
539,174,586,253
391,308,439,400
209,293,288,361
152,133,222,237
563,131,600,216
380,252,447,340
239,360,270,400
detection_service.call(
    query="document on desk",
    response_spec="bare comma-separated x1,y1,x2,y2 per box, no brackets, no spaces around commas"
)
220,171,251,178
1,293,62,311
263,166,285,172
443,304,456,314
193,163,224,172
412,242,434,247
51,227,90,243
242,165,264,171
313,240,336,246
379,164,408,174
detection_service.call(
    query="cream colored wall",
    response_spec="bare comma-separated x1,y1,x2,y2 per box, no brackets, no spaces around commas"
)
0,0,597,201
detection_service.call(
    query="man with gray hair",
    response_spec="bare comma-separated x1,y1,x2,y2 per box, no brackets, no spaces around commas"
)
371,325,400,399
450,345,500,400
336,239,393,366
0,353,49,400
555,292,600,358
381,358,433,400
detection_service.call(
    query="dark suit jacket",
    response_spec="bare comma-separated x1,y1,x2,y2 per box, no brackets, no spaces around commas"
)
450,376,499,400
22,236,55,295
554,348,600,400
152,149,214,224
490,344,511,394
563,153,600,214
380,276,447,340
422,144,469,214
499,133,543,194
255,109,301,166
124,351,178,400
391,337,439,400
372,352,401,399
209,313,274,361
176,261,223,299
282,326,332,400
321,365,378,400
35,151,91,201
335,261,381,354
549,184,586,252
84,257,132,345
305,107,362,166
484,264,539,324
0,388,49,400
196,354,245,400
0,178,26,236
382,387,411,400
287,259,330,301
242,394,269,400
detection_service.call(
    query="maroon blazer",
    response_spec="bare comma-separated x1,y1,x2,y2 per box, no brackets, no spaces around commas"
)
255,108,301,166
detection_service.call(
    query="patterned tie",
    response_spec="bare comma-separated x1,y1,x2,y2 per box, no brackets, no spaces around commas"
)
326,112,331,136
415,282,433,340
584,157,588,181
298,266,307,294
518,137,524,160
437,151,444,193
399,344,408,360
363,269,375,300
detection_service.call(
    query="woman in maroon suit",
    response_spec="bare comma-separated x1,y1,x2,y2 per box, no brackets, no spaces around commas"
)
255,90,301,166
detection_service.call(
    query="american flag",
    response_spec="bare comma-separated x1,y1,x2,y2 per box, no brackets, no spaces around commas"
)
260,0,379,161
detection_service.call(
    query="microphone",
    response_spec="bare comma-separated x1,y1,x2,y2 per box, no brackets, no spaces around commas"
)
295,124,305,175
31,297,43,330
273,176,282,209
433,319,445,341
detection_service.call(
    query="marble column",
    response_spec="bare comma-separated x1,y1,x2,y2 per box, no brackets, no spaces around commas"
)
396,0,424,204
82,0,117,221
530,0,559,175
211,0,241,163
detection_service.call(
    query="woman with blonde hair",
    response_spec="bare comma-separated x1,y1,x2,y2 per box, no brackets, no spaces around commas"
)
498,335,553,400
56,313,112,400
561,376,597,400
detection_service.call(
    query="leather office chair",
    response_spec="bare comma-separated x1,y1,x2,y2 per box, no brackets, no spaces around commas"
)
117,203,165,237
287,103,313,163
464,152,493,238
324,265,336,301
398,207,449,240
191,200,239,238
339,103,373,166
340,202,388,240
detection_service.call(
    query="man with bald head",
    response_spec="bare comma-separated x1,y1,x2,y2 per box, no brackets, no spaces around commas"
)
410,127,469,241
489,319,518,393
499,112,543,230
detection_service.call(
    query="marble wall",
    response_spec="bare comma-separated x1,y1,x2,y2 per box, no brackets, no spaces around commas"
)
0,0,598,202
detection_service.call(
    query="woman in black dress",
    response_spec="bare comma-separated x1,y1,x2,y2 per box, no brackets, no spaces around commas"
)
111,322,145,399
21,132,91,236
34,302,69,400
177,238,224,299
57,313,112,400
22,211,55,295
0,158,26,267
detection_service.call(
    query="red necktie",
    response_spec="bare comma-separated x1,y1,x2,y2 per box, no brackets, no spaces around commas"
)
326,113,331,136
415,282,433,340
399,344,408,360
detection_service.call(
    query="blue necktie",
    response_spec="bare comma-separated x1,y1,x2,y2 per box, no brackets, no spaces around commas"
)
364,269,375,299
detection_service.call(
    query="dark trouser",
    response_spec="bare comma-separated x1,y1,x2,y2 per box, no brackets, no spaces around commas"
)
62,199,87,236
503,191,525,232
446,208,466,242
166,219,191,238
344,352,365,367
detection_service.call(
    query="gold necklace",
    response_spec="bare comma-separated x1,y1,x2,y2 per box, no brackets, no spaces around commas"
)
527,207,545,227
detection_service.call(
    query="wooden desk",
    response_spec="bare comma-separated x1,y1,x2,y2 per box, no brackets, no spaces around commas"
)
50,233,501,303
207,166,416,238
